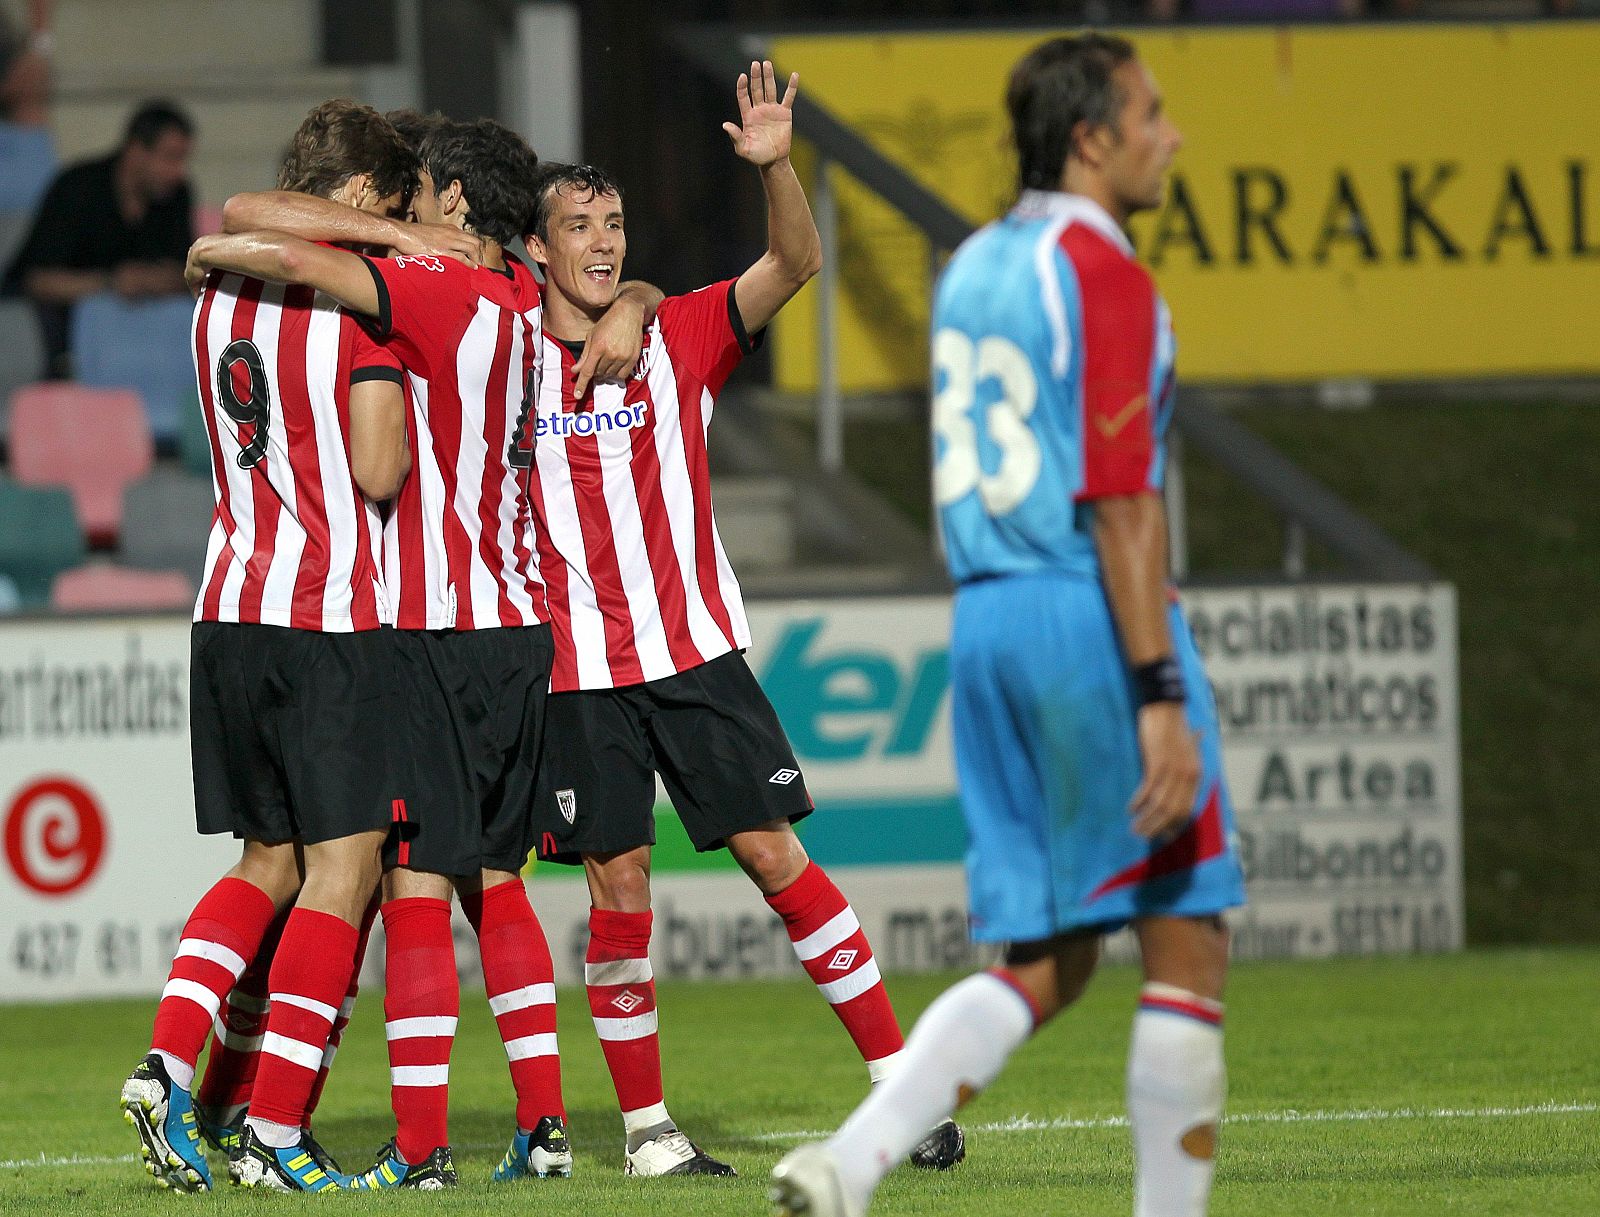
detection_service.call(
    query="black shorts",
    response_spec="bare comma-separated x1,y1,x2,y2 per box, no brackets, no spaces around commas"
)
391,624,554,876
190,622,406,846
532,650,812,863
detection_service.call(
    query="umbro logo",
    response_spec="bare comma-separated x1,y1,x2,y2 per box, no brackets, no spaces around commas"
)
612,990,643,1014
769,768,800,785
828,949,858,972
556,788,577,824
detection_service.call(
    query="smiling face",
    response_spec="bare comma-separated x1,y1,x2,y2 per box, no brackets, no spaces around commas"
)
527,182,625,318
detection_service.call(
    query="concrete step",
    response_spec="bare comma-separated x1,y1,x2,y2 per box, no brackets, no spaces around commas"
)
55,0,321,76
710,475,796,570
48,0,352,203
52,68,361,204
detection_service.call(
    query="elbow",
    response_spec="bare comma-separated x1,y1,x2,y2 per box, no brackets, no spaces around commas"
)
220,194,252,235
797,246,823,284
354,464,403,503
273,241,308,283
355,447,411,502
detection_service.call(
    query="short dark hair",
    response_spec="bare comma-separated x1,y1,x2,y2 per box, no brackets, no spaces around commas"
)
1006,34,1137,193
384,108,448,155
526,163,624,244
417,118,539,246
276,99,419,208
124,100,194,149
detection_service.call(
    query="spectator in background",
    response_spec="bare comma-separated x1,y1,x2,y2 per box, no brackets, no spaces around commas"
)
1,99,194,377
0,0,51,126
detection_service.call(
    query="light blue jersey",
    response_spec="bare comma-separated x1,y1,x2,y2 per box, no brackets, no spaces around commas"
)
933,190,1175,585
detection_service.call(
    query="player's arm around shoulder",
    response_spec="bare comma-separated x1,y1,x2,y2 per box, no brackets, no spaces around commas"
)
185,231,381,317
222,190,483,267
726,61,823,335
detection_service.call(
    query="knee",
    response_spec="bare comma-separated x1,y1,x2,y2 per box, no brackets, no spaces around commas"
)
728,824,807,895
233,843,300,907
587,856,651,912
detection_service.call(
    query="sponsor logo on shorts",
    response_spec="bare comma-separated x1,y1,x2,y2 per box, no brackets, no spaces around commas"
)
769,768,800,785
612,990,643,1013
828,949,858,972
556,788,577,824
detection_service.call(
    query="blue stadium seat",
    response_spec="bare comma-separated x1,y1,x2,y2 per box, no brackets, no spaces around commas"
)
70,292,197,446
0,123,57,215
0,479,86,606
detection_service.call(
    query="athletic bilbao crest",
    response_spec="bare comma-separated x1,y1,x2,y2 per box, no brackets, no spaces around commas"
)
556,788,577,824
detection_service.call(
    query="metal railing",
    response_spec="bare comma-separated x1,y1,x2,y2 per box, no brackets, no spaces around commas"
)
676,24,1434,583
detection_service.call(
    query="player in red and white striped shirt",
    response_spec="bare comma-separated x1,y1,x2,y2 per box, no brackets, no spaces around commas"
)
523,63,962,1177
188,115,662,1188
123,101,463,1195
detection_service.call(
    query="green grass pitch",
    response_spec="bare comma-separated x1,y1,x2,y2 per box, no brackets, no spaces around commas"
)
3,949,1597,1215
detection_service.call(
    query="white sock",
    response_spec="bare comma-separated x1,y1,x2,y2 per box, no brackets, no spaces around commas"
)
866,1050,903,1085
622,1101,675,1153
244,1115,301,1150
825,971,1035,1210
1128,983,1225,1217
151,1049,194,1091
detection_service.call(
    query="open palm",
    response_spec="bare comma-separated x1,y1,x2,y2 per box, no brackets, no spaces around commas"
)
722,59,798,167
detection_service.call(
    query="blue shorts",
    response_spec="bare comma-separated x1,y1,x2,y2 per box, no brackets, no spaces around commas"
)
951,573,1246,943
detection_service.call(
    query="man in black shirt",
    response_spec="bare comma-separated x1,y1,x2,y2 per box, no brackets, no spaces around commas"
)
3,98,195,377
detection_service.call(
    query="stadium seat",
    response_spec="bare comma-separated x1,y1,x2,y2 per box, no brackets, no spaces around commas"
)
8,382,155,546
69,292,197,446
0,302,46,445
0,479,85,605
175,388,215,476
0,123,57,215
122,469,215,584
51,562,194,614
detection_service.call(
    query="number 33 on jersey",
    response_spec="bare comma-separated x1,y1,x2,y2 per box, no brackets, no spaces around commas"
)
932,191,1176,585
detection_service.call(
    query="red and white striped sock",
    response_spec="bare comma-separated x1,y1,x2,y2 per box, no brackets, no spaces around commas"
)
382,896,458,1165
304,897,377,1124
767,862,906,1080
195,905,287,1121
463,880,564,1131
585,908,672,1148
244,908,359,1142
150,876,279,1090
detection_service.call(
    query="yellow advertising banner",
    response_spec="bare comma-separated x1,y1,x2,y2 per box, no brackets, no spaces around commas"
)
768,23,1600,387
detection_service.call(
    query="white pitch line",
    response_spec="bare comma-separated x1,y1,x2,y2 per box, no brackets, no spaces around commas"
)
6,1102,1595,1171
743,1100,1600,1144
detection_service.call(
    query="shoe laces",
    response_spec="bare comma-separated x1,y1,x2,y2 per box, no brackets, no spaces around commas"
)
651,1130,696,1158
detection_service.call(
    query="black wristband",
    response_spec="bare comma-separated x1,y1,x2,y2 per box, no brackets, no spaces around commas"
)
1133,657,1186,707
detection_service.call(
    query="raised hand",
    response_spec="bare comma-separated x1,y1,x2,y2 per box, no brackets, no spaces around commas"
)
721,59,798,168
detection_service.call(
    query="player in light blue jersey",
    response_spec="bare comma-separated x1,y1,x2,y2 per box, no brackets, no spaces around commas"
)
773,34,1245,1217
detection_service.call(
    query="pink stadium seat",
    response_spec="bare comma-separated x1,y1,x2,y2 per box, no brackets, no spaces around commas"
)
51,563,194,613
8,383,155,546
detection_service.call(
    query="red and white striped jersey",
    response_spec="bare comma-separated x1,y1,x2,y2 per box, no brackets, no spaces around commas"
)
527,279,758,691
192,272,396,631
357,252,547,631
